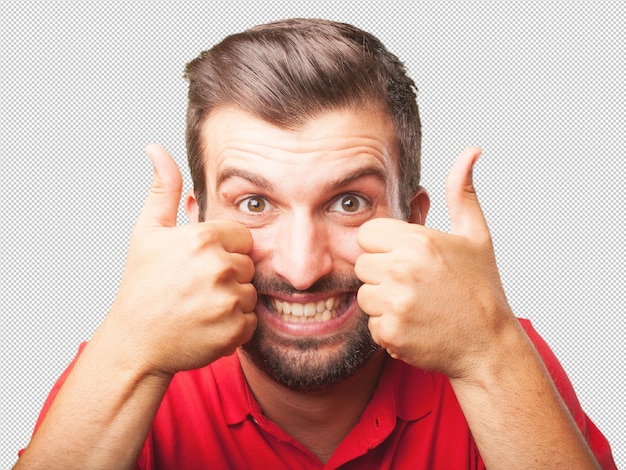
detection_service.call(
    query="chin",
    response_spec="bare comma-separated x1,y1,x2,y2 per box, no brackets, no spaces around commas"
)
240,309,381,392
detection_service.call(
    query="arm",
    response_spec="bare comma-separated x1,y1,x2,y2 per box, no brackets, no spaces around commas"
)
16,144,257,469
16,330,172,469
356,147,606,468
449,318,601,469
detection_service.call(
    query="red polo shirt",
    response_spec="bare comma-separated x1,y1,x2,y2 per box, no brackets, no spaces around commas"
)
21,319,616,469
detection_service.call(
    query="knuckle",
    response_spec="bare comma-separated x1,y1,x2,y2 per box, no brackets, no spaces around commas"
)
356,286,367,307
189,223,220,249
353,255,365,276
356,284,369,303
418,233,441,258
376,317,399,345
246,286,258,310
239,285,257,312
240,256,256,280
367,318,382,345
387,257,412,280
239,314,257,341
228,313,256,345
392,288,417,314
212,292,240,315
205,256,239,283
217,260,238,280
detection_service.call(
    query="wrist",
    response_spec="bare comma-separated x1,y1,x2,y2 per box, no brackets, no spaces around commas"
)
90,312,175,384
450,316,535,389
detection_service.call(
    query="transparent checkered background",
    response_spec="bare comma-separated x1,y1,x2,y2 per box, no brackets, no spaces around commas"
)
1,1,623,467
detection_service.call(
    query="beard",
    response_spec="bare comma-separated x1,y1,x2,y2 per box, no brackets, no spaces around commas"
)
240,272,381,392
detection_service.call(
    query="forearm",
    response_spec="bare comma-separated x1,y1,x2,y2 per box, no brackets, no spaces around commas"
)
450,321,600,469
16,145,257,468
16,322,172,469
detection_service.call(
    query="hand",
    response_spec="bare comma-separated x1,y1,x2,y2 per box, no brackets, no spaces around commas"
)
355,146,517,379
103,143,257,377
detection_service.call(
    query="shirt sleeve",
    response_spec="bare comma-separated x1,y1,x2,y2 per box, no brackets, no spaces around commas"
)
18,342,88,457
17,342,148,470
518,318,617,470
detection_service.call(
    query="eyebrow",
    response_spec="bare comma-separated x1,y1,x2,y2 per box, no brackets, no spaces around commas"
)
216,168,275,193
216,163,389,194
322,165,389,194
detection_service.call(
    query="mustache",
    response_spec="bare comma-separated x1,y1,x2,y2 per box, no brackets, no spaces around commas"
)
252,272,363,296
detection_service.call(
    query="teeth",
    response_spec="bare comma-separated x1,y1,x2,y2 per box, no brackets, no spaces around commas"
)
292,303,303,316
272,295,344,322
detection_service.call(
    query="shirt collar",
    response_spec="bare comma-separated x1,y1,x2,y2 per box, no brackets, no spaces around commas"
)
211,352,258,425
212,352,435,426
382,356,435,422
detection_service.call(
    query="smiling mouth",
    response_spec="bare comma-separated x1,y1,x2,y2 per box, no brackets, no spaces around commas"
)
264,294,351,323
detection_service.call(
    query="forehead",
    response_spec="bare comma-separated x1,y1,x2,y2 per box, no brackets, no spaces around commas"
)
200,105,399,181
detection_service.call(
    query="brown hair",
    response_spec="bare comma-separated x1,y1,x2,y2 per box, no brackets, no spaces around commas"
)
184,18,421,219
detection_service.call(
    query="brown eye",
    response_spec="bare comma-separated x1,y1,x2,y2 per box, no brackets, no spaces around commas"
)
341,195,360,212
330,194,367,213
247,197,265,212
238,196,269,213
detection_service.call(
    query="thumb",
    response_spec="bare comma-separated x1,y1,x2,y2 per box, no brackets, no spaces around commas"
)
445,146,488,239
137,143,183,228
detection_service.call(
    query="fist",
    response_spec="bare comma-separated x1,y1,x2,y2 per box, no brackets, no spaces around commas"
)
355,147,516,379
104,144,257,376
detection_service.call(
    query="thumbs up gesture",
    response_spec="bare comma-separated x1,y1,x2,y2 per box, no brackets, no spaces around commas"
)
355,146,516,379
104,144,257,377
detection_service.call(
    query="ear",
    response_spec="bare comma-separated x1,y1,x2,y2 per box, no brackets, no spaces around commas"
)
184,189,201,223
408,186,430,225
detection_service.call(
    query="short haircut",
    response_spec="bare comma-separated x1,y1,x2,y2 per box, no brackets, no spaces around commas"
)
184,18,421,219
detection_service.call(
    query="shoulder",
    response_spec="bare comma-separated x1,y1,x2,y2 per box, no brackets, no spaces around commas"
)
139,353,253,467
159,352,248,415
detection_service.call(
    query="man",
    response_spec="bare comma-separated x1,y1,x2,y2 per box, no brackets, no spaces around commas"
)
17,18,615,469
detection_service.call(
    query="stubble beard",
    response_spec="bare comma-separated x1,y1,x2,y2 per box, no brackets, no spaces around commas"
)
240,273,381,393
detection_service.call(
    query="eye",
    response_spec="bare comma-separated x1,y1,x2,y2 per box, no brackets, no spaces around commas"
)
238,196,272,213
329,194,368,213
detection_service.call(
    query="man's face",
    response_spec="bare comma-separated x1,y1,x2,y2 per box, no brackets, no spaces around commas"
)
187,105,421,391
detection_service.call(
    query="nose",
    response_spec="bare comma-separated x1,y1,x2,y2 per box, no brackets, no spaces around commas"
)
268,212,334,291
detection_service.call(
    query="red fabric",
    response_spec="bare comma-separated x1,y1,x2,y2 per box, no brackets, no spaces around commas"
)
20,319,616,469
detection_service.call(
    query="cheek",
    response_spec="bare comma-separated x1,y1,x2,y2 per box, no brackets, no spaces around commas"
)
331,228,364,265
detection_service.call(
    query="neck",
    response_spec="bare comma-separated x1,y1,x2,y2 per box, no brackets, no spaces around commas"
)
238,349,387,463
